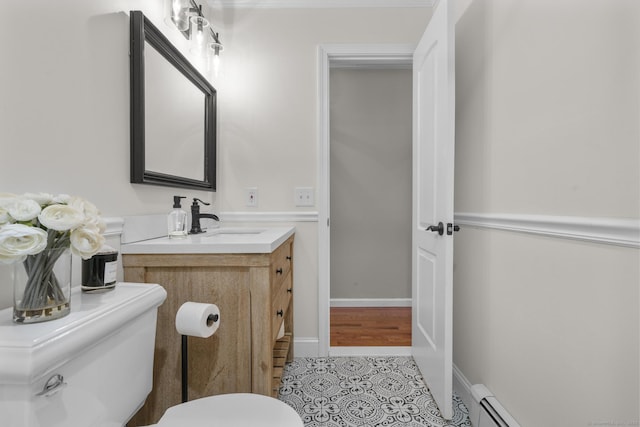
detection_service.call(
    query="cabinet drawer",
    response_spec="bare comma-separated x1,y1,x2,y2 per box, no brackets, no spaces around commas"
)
271,273,292,341
270,240,292,293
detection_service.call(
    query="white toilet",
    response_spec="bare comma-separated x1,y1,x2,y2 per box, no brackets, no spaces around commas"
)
0,283,303,427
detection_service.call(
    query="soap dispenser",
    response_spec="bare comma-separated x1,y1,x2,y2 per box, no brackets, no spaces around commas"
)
168,196,187,238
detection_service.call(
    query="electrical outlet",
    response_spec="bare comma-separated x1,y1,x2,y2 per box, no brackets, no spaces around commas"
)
294,187,314,207
246,187,258,207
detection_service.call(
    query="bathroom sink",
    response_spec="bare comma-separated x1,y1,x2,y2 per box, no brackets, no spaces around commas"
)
120,226,295,254
203,228,267,236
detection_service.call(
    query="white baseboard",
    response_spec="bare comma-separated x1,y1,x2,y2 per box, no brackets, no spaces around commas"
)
330,298,412,307
294,337,320,357
453,364,522,427
453,363,475,425
329,346,412,356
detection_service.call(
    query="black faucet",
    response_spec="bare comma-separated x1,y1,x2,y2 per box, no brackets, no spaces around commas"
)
189,198,219,234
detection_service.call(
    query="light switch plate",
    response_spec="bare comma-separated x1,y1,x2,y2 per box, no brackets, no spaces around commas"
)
294,187,314,207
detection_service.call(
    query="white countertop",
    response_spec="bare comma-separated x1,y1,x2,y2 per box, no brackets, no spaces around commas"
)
120,226,295,254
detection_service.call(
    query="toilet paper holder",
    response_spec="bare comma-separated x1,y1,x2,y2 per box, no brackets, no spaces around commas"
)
177,303,220,403
181,325,215,403
180,335,189,403
206,313,219,326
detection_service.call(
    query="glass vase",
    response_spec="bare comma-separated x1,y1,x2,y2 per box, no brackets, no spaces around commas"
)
13,248,71,324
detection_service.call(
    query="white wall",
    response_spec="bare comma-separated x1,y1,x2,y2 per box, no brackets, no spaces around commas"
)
329,68,412,300
454,0,640,425
0,0,216,309
211,6,430,212
208,6,431,338
3,1,637,421
0,1,432,341
0,0,218,216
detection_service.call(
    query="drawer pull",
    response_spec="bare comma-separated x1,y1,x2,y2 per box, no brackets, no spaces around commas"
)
287,288,292,293
276,309,284,317
286,256,292,261
276,268,283,275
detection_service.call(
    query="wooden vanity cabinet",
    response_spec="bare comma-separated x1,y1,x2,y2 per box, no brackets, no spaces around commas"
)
124,235,294,426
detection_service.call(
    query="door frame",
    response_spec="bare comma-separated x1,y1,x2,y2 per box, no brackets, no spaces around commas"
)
317,44,415,356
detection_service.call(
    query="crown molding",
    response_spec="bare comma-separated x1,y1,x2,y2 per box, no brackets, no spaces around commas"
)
207,0,434,9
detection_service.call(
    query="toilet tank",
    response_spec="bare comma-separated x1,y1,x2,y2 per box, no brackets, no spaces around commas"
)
0,283,167,427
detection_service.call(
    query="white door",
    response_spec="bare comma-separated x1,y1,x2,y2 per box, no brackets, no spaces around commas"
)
411,0,456,420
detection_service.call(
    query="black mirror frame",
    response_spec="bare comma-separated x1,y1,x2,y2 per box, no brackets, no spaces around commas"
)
130,10,217,191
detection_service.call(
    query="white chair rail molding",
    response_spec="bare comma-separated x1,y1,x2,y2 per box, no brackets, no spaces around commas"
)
454,213,640,248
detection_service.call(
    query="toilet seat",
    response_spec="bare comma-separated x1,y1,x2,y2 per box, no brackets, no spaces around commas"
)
152,393,303,427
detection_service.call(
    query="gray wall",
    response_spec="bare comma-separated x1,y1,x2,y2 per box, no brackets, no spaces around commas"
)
454,0,639,425
329,68,412,300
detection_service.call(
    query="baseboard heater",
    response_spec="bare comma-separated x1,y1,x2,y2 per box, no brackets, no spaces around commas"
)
470,384,521,427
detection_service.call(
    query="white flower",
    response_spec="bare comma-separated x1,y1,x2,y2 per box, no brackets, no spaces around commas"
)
85,216,106,234
38,204,85,231
21,192,54,206
0,193,18,208
70,226,105,259
0,192,105,264
0,208,12,226
52,194,72,204
68,196,101,224
7,199,42,221
0,224,48,264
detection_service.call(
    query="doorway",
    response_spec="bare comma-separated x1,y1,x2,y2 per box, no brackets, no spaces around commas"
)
318,3,456,415
317,44,415,356
329,66,413,349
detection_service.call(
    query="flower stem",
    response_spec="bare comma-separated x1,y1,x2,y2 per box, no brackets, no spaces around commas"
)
18,230,70,310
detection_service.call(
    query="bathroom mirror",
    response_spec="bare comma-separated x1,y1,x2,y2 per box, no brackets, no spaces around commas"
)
130,10,216,191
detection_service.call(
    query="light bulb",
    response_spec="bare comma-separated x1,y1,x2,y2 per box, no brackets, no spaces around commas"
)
208,42,223,78
189,16,210,55
170,0,190,31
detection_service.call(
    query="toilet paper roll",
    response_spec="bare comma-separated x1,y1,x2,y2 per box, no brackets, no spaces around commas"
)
175,302,220,338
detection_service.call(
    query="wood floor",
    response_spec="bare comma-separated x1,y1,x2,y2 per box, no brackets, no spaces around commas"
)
330,307,411,346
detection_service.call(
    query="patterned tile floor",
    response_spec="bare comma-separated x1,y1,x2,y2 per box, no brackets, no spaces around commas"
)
278,356,471,427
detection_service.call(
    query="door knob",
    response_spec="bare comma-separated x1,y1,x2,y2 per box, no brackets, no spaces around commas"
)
426,222,444,236
447,223,460,235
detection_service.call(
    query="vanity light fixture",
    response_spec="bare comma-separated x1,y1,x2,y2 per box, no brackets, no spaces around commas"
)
169,0,191,31
189,15,210,55
208,40,224,76
167,0,223,70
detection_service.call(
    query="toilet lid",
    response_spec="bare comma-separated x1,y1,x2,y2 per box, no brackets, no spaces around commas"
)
154,393,303,427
